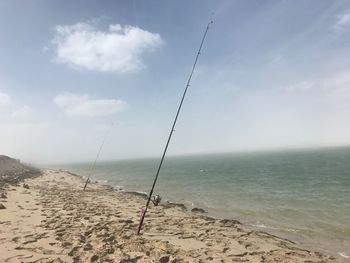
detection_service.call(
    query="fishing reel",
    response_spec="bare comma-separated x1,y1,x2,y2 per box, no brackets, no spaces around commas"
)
151,195,162,206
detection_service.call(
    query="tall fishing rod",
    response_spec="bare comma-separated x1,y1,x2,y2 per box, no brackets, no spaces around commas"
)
83,123,114,191
137,20,213,235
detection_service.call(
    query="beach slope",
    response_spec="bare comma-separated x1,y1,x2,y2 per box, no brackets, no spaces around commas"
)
0,169,343,262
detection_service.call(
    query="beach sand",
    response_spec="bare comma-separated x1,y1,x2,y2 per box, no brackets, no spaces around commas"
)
0,169,344,262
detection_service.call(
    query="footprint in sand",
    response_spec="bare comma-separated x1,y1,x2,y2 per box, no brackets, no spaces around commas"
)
238,240,259,250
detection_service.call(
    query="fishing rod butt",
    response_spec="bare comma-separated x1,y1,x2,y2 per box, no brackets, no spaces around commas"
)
136,207,147,235
83,177,89,191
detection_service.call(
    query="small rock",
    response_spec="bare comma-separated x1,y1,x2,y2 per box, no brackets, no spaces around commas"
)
83,243,93,251
191,207,207,213
68,246,79,256
90,254,99,262
62,241,72,248
219,219,241,227
23,183,29,189
0,203,6,209
79,234,86,243
0,193,7,199
84,230,92,236
104,235,115,243
159,254,170,263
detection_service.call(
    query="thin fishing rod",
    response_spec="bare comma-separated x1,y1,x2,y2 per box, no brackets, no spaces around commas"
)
83,123,114,191
137,20,213,235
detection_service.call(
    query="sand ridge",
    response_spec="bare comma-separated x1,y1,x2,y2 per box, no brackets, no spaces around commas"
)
0,169,343,262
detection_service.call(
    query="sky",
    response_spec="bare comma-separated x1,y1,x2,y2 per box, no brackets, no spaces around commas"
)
1,0,350,164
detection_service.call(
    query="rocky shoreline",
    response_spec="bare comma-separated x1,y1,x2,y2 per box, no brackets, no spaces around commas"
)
0,155,41,210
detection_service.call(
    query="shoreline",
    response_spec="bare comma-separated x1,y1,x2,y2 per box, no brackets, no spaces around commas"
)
56,168,350,260
0,168,345,262
58,168,349,260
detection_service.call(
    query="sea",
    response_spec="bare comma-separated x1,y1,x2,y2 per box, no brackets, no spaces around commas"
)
53,146,350,259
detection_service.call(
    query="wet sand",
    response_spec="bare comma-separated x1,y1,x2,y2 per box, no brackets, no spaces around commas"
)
0,169,344,262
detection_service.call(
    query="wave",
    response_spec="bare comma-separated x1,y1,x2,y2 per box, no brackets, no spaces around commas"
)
338,252,350,258
96,179,108,183
250,222,298,233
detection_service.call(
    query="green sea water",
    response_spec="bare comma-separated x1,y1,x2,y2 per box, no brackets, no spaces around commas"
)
54,147,350,258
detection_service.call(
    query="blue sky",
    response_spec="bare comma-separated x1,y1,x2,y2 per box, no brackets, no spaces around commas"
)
1,0,350,163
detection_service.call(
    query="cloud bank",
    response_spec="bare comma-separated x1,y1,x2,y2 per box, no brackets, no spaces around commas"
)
53,93,127,117
334,10,350,33
52,23,163,73
11,105,32,118
0,92,11,107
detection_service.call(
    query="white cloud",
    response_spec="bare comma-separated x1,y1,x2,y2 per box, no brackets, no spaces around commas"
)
52,22,163,73
286,70,350,93
286,81,314,92
284,69,350,107
322,70,350,90
0,92,11,107
53,93,127,117
11,105,32,118
333,10,350,33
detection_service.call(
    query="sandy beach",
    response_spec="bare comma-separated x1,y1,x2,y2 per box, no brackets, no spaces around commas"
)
0,167,346,263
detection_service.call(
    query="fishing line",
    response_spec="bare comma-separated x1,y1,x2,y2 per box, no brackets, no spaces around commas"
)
83,123,114,191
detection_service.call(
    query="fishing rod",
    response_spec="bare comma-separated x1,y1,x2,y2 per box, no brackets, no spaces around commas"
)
137,19,213,235
83,123,114,191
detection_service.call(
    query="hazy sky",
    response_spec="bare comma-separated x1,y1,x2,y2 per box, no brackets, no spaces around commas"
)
1,0,350,164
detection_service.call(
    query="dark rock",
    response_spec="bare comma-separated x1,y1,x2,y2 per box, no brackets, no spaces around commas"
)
219,219,241,227
161,201,187,211
79,234,86,243
62,241,72,248
84,230,93,236
159,254,170,263
83,243,93,251
104,235,115,243
0,193,7,199
68,246,80,256
23,183,29,189
90,254,99,262
0,203,6,209
191,207,207,213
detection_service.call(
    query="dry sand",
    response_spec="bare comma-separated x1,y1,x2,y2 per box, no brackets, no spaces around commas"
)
0,169,345,262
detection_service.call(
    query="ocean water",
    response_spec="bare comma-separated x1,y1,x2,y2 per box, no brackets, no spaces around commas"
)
54,147,350,258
